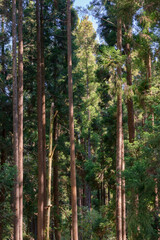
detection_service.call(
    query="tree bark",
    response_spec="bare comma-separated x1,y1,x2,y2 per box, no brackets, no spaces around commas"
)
46,103,57,240
0,128,6,240
18,0,23,238
36,0,44,238
126,29,135,143
154,178,159,211
12,0,19,239
67,0,78,239
116,16,123,240
0,16,6,240
121,132,126,240
40,0,47,232
53,117,61,240
147,49,154,127
86,58,91,210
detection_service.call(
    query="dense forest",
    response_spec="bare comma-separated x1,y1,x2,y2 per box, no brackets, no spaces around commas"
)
0,0,160,239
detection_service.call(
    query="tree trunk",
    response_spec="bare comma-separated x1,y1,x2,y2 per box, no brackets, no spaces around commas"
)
154,178,159,212
86,58,91,210
125,29,135,143
0,128,6,240
18,0,23,238
67,0,78,239
36,0,44,238
40,0,47,232
116,16,123,240
147,49,154,127
12,0,20,239
46,103,57,240
121,132,126,240
53,117,61,240
0,16,6,240
154,178,159,238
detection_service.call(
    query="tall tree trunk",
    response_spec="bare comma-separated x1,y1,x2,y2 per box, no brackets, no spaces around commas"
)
86,58,91,210
147,49,154,127
18,0,23,239
12,0,19,239
0,16,5,240
46,103,57,240
154,178,159,235
40,0,47,232
0,128,6,240
53,117,61,240
116,17,123,240
67,0,78,239
36,0,44,238
154,178,159,212
126,29,135,143
121,132,126,240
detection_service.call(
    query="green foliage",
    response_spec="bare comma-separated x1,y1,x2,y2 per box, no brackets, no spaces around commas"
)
0,163,16,191
0,164,16,239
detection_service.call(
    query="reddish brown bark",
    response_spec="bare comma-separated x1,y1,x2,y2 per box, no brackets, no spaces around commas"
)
53,118,61,240
0,16,6,240
18,0,23,238
36,0,44,238
0,128,6,240
67,0,78,239
126,29,135,143
86,58,91,210
121,132,126,240
116,17,123,240
147,49,154,127
12,0,19,239
40,0,47,231
154,178,159,211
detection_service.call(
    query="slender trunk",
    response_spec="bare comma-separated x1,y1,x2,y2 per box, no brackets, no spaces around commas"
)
116,94,123,240
126,29,135,143
154,178,159,237
147,49,154,127
67,0,78,239
53,116,61,240
83,182,86,207
0,128,6,240
12,0,19,239
46,104,57,240
36,0,44,239
154,178,159,212
40,0,47,231
121,132,126,240
0,16,5,240
86,58,91,210
135,194,140,236
116,17,123,240
108,187,110,203
46,103,54,240
18,0,23,239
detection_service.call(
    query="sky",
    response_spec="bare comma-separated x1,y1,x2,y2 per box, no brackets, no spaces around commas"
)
74,0,90,8
74,0,99,40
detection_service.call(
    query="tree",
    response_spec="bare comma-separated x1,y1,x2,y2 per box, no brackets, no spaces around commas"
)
116,16,123,240
18,0,23,239
36,0,45,238
67,0,78,239
53,116,61,240
46,103,57,240
12,0,19,239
